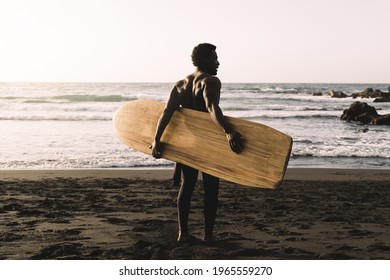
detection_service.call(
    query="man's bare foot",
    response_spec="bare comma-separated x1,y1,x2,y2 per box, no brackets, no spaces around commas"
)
177,232,197,243
202,234,215,244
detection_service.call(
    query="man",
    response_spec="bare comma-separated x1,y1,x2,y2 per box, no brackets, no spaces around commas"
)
150,43,243,243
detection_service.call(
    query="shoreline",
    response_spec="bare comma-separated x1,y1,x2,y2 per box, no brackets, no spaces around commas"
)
0,167,389,182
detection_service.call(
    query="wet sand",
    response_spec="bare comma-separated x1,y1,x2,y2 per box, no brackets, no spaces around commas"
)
1,168,390,260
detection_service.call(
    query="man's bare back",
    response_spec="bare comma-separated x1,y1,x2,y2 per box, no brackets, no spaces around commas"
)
175,72,221,113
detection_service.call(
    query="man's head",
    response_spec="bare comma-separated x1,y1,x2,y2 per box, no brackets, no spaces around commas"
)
191,43,219,75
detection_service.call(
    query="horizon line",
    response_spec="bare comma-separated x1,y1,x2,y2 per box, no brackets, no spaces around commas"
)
1,81,389,85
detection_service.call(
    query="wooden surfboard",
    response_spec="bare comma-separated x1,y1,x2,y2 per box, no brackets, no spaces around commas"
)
113,99,292,189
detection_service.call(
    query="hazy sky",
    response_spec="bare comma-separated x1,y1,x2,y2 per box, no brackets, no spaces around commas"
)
1,0,389,83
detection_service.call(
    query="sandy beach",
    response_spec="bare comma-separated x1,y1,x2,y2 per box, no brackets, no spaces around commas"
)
1,168,390,260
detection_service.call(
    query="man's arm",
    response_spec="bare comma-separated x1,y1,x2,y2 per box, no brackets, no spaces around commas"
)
150,85,180,158
203,77,243,153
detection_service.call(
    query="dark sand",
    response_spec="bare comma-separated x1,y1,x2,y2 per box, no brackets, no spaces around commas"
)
1,168,389,260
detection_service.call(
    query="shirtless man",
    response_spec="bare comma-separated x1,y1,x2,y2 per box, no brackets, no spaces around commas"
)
150,43,243,242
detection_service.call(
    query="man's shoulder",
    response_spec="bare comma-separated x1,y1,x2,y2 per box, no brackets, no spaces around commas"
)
175,75,195,89
175,79,185,89
202,75,221,88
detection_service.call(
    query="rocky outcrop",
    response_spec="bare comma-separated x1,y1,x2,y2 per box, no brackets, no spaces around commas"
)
373,90,390,102
328,90,348,98
341,102,378,123
312,87,390,101
340,101,390,125
352,88,389,99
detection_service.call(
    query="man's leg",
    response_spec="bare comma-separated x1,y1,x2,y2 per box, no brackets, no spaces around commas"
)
177,164,198,241
202,172,220,242
172,162,182,187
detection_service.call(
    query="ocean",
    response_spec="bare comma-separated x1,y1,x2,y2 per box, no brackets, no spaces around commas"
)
0,82,389,169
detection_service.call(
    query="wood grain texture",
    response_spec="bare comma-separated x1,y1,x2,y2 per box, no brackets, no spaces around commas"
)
113,100,292,189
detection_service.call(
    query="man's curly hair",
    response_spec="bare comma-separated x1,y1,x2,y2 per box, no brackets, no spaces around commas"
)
191,43,216,71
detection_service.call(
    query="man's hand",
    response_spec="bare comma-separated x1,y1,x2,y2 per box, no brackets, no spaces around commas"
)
149,140,162,158
226,131,244,154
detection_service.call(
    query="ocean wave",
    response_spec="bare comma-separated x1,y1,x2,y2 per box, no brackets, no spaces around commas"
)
98,162,174,168
223,106,253,111
0,115,112,121
1,96,19,100
243,114,339,121
225,85,299,94
223,95,332,105
1,94,135,103
52,94,135,102
23,100,54,104
292,144,390,159
292,154,390,159
260,87,298,94
224,105,341,112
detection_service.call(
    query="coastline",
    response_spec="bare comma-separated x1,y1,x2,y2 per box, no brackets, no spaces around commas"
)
1,167,389,182
1,167,389,260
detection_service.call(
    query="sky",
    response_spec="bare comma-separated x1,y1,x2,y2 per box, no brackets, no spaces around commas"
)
1,0,389,83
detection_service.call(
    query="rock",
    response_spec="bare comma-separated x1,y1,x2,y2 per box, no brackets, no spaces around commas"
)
373,97,390,103
352,88,388,99
341,102,378,123
372,89,384,98
352,88,374,99
328,90,348,98
312,92,323,96
341,101,390,125
373,91,390,102
373,114,390,125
